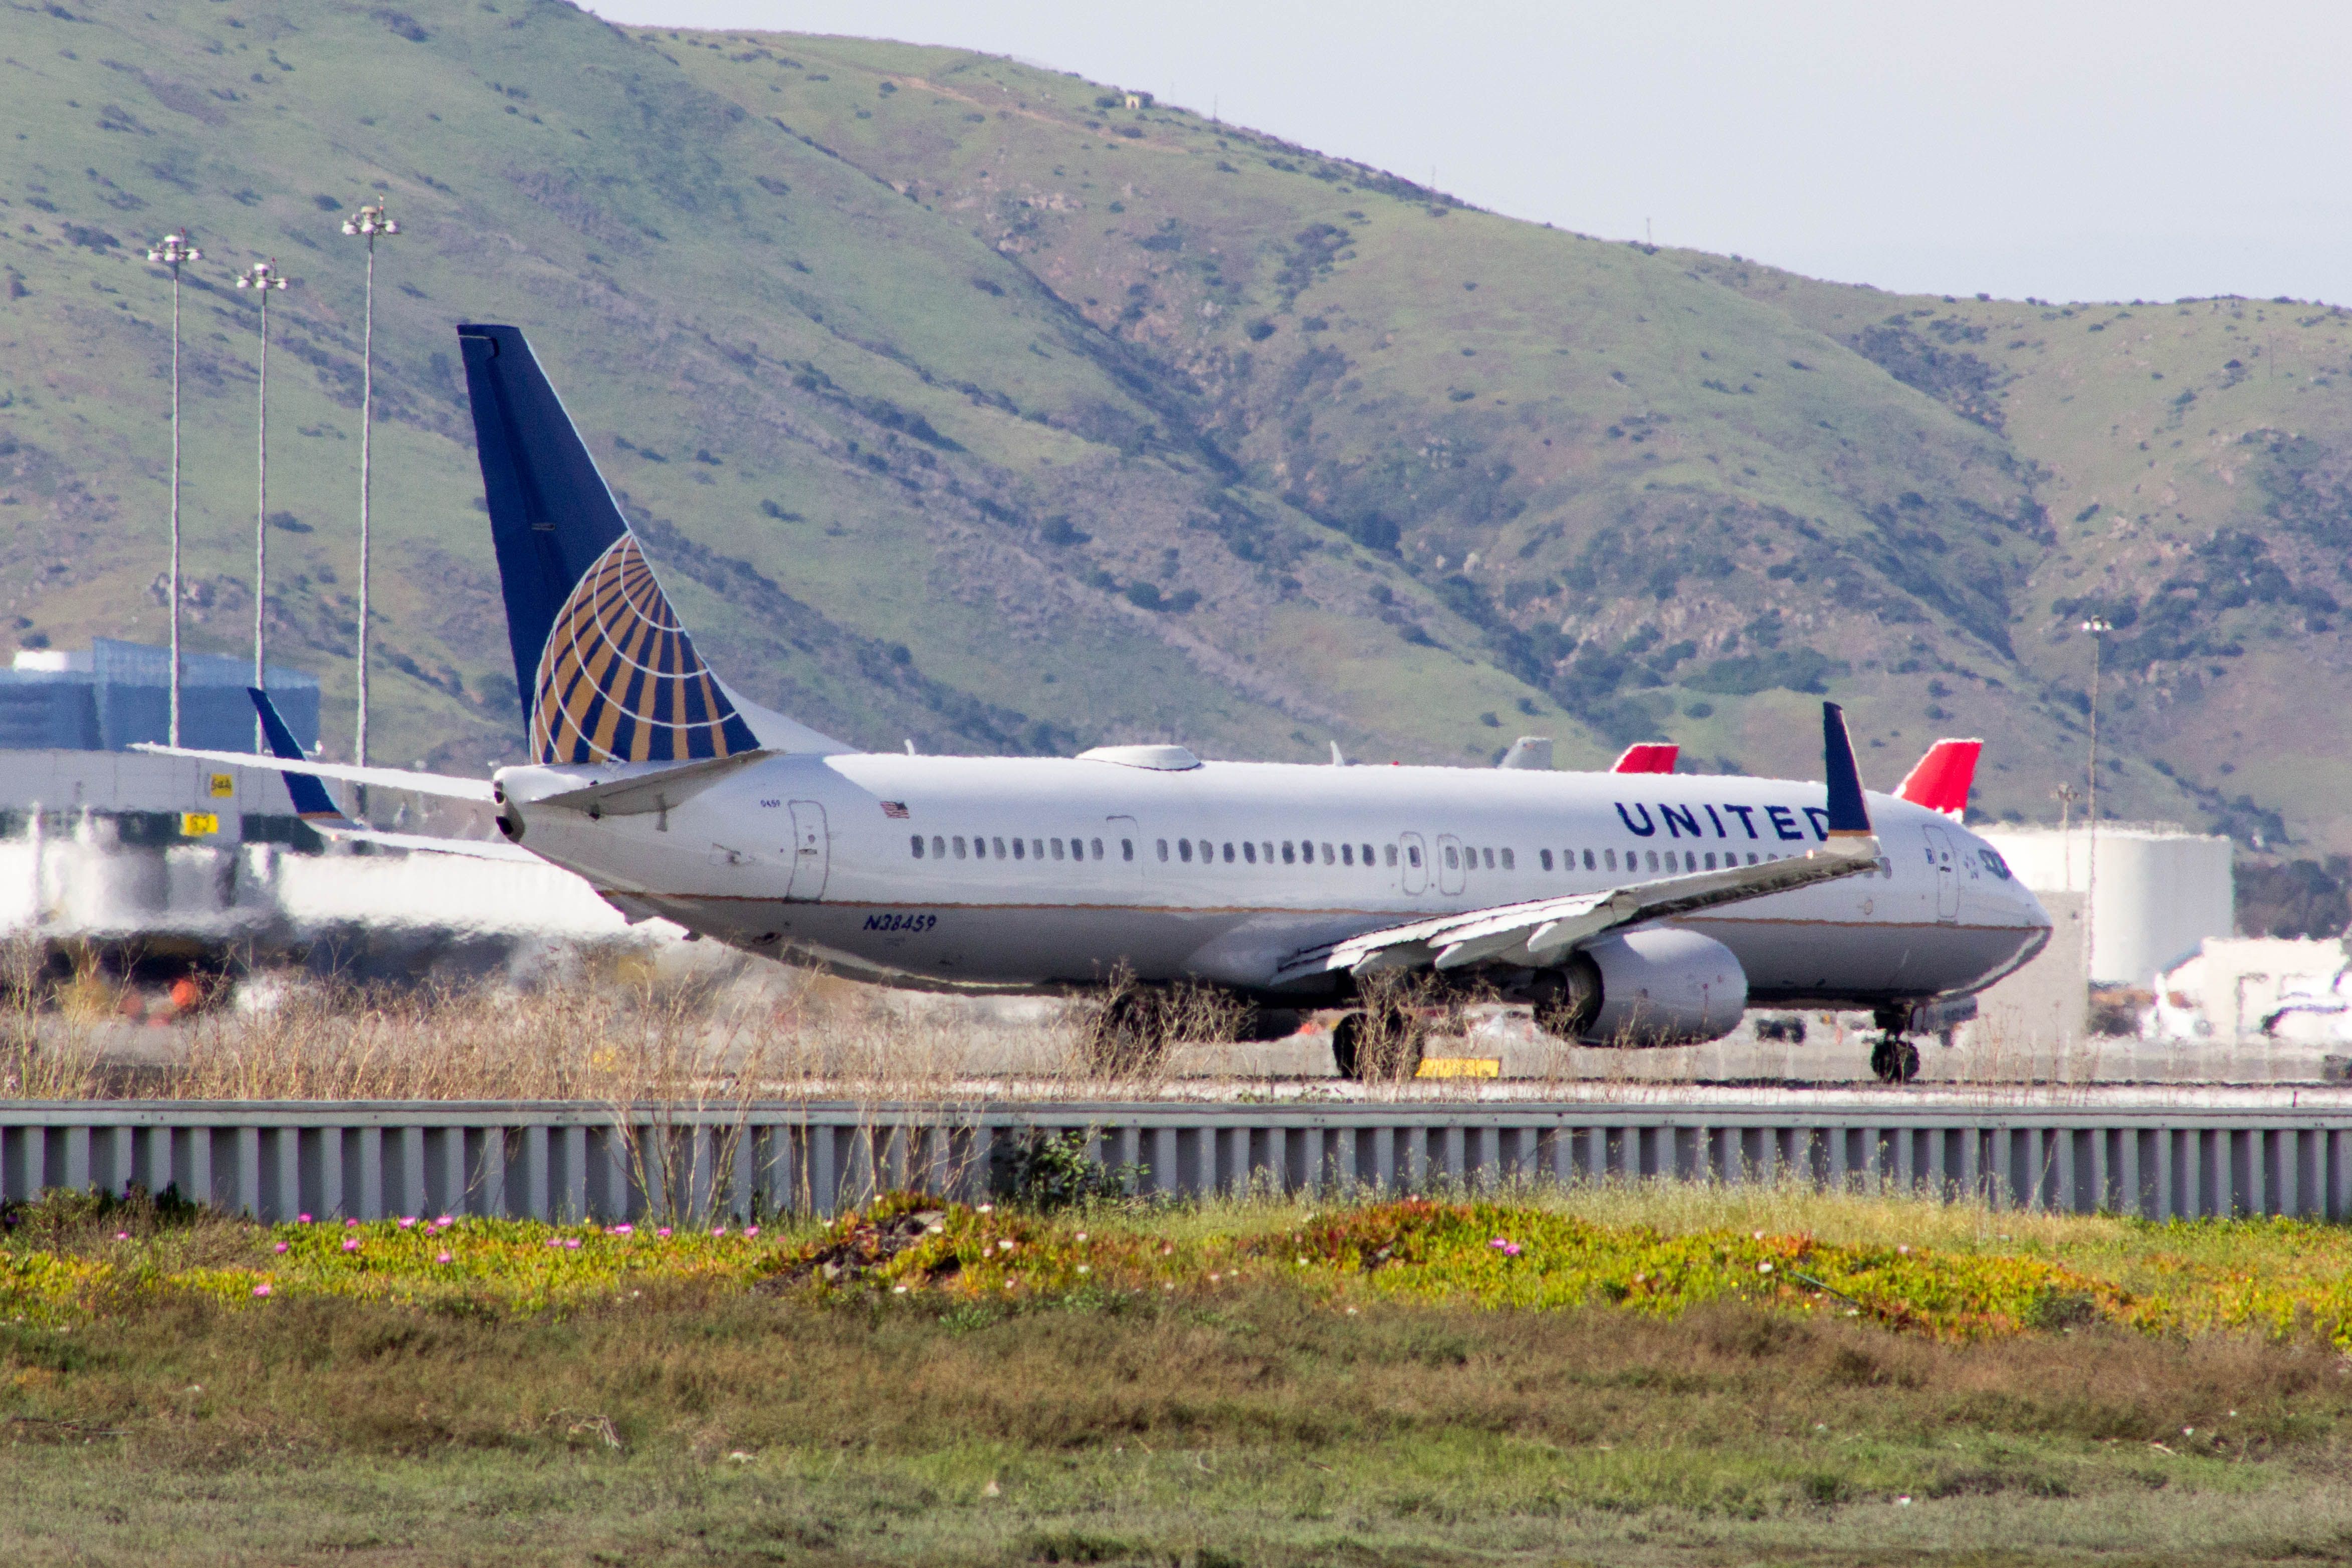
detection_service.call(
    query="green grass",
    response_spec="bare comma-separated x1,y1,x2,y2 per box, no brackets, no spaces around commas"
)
8,1185,2352,1562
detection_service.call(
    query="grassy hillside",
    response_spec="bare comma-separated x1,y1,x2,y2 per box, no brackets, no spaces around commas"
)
0,0,1551,776
3,2,2345,848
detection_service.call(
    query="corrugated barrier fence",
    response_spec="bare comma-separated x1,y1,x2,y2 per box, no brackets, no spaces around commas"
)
5,1099,2352,1223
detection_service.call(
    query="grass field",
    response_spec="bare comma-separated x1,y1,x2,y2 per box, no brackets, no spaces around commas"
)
7,1183,2352,1564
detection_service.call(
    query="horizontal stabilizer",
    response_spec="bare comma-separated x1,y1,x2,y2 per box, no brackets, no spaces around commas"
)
131,744,497,802
1896,738,1981,818
1611,743,1678,774
516,748,777,818
1498,736,1553,770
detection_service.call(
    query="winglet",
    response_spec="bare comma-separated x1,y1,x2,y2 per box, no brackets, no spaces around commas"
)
1611,742,1678,774
250,687,352,826
1895,738,1981,818
1821,702,1871,836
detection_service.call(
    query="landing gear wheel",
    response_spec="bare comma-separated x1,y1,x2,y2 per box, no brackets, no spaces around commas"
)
1869,1035,1921,1084
1083,989,1171,1079
1331,1000,1426,1082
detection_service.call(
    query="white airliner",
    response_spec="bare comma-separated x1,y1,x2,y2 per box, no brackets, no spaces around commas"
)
150,325,2050,1082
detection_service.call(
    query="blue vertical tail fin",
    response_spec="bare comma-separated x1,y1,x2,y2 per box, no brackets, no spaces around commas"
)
456,323,760,766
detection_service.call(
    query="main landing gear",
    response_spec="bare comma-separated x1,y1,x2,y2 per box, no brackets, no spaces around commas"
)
1868,1003,1921,1084
1330,993,1427,1082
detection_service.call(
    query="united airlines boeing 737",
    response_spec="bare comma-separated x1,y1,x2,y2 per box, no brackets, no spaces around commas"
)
150,325,2050,1082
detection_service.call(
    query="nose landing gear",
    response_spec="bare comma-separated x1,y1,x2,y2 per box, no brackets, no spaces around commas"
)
1868,1003,1921,1083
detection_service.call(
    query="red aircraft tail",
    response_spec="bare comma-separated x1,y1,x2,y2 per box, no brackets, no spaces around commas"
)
1611,743,1679,774
1896,738,1981,817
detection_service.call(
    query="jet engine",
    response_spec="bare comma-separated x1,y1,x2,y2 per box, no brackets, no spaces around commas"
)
1531,928,1748,1046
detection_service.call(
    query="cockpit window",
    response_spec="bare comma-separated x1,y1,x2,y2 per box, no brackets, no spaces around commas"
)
1980,847,2012,881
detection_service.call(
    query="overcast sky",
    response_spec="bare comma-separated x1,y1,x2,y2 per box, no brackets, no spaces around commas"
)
586,1,2352,307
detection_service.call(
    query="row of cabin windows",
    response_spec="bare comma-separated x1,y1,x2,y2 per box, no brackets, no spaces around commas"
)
1160,838,1390,867
908,834,1896,881
909,834,1133,862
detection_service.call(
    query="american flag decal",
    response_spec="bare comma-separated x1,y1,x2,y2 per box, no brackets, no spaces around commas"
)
880,801,911,819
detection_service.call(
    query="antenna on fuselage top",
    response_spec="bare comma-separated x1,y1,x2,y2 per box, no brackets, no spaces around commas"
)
1330,741,1349,766
905,739,919,755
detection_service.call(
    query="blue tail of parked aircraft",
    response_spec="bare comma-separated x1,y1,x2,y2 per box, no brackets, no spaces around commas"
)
455,323,759,767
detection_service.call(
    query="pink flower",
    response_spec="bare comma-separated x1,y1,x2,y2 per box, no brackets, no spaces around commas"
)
1503,1243,1522,1257
115,1231,128,1241
545,1237,564,1249
744,1226,758,1238
297,1213,312,1224
611,1224,633,1236
712,1227,727,1238
253,1283,272,1297
273,1241,289,1255
437,1251,453,1265
398,1216,416,1230
345,1218,359,1228
563,1237,581,1250
341,1238,359,1253
1488,1237,1511,1250
656,1227,672,1238
436,1215,453,1227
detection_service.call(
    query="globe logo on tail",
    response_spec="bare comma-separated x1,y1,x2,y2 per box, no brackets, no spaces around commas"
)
530,534,757,764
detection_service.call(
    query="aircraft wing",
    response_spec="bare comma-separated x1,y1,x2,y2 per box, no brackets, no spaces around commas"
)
1270,703,1879,986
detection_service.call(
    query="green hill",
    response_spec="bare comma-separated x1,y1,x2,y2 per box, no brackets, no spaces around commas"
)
2,2,2344,847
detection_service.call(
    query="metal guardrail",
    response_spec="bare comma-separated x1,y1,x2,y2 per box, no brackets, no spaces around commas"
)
4,1100,2350,1224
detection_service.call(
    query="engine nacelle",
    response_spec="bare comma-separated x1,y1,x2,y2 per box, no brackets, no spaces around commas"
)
1536,928,1748,1046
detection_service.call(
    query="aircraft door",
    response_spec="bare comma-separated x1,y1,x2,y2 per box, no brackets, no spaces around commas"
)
1399,832,1429,895
1106,815,1143,880
1436,833,1466,896
1921,825,1959,923
786,801,830,902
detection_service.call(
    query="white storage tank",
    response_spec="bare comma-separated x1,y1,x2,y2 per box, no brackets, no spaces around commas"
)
1979,826,2234,986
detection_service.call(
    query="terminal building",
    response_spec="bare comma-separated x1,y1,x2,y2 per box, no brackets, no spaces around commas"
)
0,638,318,755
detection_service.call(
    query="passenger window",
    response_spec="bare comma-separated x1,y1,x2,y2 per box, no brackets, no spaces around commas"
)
1540,849,1553,871
911,835,925,858
1243,841,1257,864
1201,839,1215,862
1408,845,1422,868
1384,844,1398,867
1500,848,1515,870
1032,839,1044,860
1262,842,1274,864
994,837,1008,858
932,835,946,858
1361,843,1374,865
1179,840,1193,863
953,836,968,859
1321,843,1335,865
1583,849,1596,870
1093,837,1105,859
1050,838,1064,860
1444,845,1459,869
1646,850,1659,872
1604,848,1616,871
1015,838,1028,861
1341,844,1354,866
1222,842,1235,863
1482,847,1495,870
1118,838,1129,861
1704,852,1717,870
1156,839,1169,862
1281,841,1296,864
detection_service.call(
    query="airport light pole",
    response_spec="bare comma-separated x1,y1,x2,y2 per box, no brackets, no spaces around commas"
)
2080,615,2112,987
341,200,397,773
236,261,290,751
145,229,201,746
